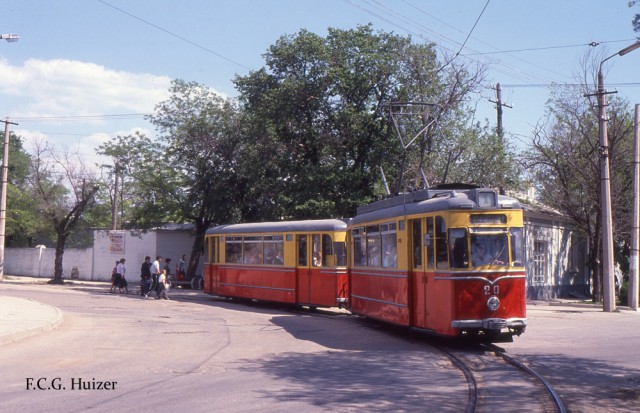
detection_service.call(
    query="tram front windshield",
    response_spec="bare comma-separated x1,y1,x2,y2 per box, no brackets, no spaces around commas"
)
469,228,510,268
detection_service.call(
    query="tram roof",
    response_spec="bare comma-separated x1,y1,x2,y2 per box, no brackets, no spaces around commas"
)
206,219,349,235
351,188,521,225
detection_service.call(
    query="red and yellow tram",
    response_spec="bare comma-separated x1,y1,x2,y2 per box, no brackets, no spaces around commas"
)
204,220,349,308
348,185,527,340
202,185,527,341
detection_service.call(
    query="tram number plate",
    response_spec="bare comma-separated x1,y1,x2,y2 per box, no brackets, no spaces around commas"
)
484,285,500,295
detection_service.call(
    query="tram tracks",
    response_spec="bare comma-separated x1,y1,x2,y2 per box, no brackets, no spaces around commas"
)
435,342,567,413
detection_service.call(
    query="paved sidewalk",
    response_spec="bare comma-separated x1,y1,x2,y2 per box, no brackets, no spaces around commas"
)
0,295,64,345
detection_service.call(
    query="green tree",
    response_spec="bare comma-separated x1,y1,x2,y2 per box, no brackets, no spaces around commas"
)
147,79,244,278
2,132,51,247
95,132,173,229
235,25,497,220
28,141,99,283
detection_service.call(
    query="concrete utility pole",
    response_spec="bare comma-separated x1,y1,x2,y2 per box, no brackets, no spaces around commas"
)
630,104,640,311
0,117,18,282
489,83,512,139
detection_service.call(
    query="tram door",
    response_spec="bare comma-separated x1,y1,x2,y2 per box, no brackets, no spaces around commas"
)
296,234,333,306
410,219,429,328
209,236,219,294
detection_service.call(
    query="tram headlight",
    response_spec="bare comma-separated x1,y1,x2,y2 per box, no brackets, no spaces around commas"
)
487,296,500,312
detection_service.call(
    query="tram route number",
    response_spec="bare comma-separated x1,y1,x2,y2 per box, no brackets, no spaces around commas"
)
484,285,500,295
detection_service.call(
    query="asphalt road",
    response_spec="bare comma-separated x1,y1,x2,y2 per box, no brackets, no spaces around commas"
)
0,281,466,413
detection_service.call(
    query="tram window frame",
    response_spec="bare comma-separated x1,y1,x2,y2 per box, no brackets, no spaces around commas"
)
225,236,243,264
312,234,322,267
435,216,449,269
207,237,217,264
334,241,347,266
243,236,264,264
510,228,525,267
448,228,469,269
412,220,422,269
298,235,308,266
264,235,284,265
469,228,509,268
381,222,397,268
426,217,435,268
366,224,381,267
352,227,366,267
322,234,333,266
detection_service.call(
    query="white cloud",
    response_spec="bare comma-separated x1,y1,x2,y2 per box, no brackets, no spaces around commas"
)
0,58,172,117
15,126,157,167
0,58,172,165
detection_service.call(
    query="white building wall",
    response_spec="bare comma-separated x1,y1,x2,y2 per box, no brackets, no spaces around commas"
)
5,229,202,282
5,247,93,280
93,230,158,281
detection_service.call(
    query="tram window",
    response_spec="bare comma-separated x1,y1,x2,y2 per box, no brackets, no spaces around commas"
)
264,235,284,265
435,216,449,269
312,234,322,267
448,228,468,269
426,217,434,268
322,234,333,266
207,237,216,264
352,227,366,266
510,228,525,267
298,235,308,266
470,229,509,268
412,220,422,269
381,223,397,268
243,236,263,264
225,236,243,263
367,225,381,267
334,242,347,266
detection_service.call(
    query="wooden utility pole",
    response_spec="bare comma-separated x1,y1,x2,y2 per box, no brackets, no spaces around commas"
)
489,83,512,139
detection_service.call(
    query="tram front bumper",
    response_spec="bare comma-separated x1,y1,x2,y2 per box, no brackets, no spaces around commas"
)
452,318,528,331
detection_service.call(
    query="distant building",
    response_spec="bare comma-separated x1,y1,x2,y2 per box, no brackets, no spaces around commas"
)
523,203,590,300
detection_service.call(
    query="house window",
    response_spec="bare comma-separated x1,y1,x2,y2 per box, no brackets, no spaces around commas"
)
533,241,548,284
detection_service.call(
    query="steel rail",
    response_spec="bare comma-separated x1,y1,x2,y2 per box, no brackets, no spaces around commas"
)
483,344,567,413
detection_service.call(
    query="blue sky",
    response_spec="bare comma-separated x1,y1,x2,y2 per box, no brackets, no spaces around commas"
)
1,0,640,163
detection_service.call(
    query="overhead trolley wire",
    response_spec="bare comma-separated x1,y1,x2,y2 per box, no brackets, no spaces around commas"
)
95,0,251,71
15,113,151,123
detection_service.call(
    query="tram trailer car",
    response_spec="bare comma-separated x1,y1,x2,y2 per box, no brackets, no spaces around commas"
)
204,220,349,308
348,184,527,341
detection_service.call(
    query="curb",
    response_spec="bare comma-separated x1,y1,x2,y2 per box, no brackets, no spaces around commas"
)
0,299,64,346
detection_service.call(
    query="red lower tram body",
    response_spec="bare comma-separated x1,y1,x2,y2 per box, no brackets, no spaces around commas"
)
350,269,527,339
205,264,349,308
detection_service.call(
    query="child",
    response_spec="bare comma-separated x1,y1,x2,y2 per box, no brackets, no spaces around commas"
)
110,261,119,293
156,269,170,300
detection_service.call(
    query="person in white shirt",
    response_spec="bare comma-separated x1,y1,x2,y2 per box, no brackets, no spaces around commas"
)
116,258,128,294
151,256,163,298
